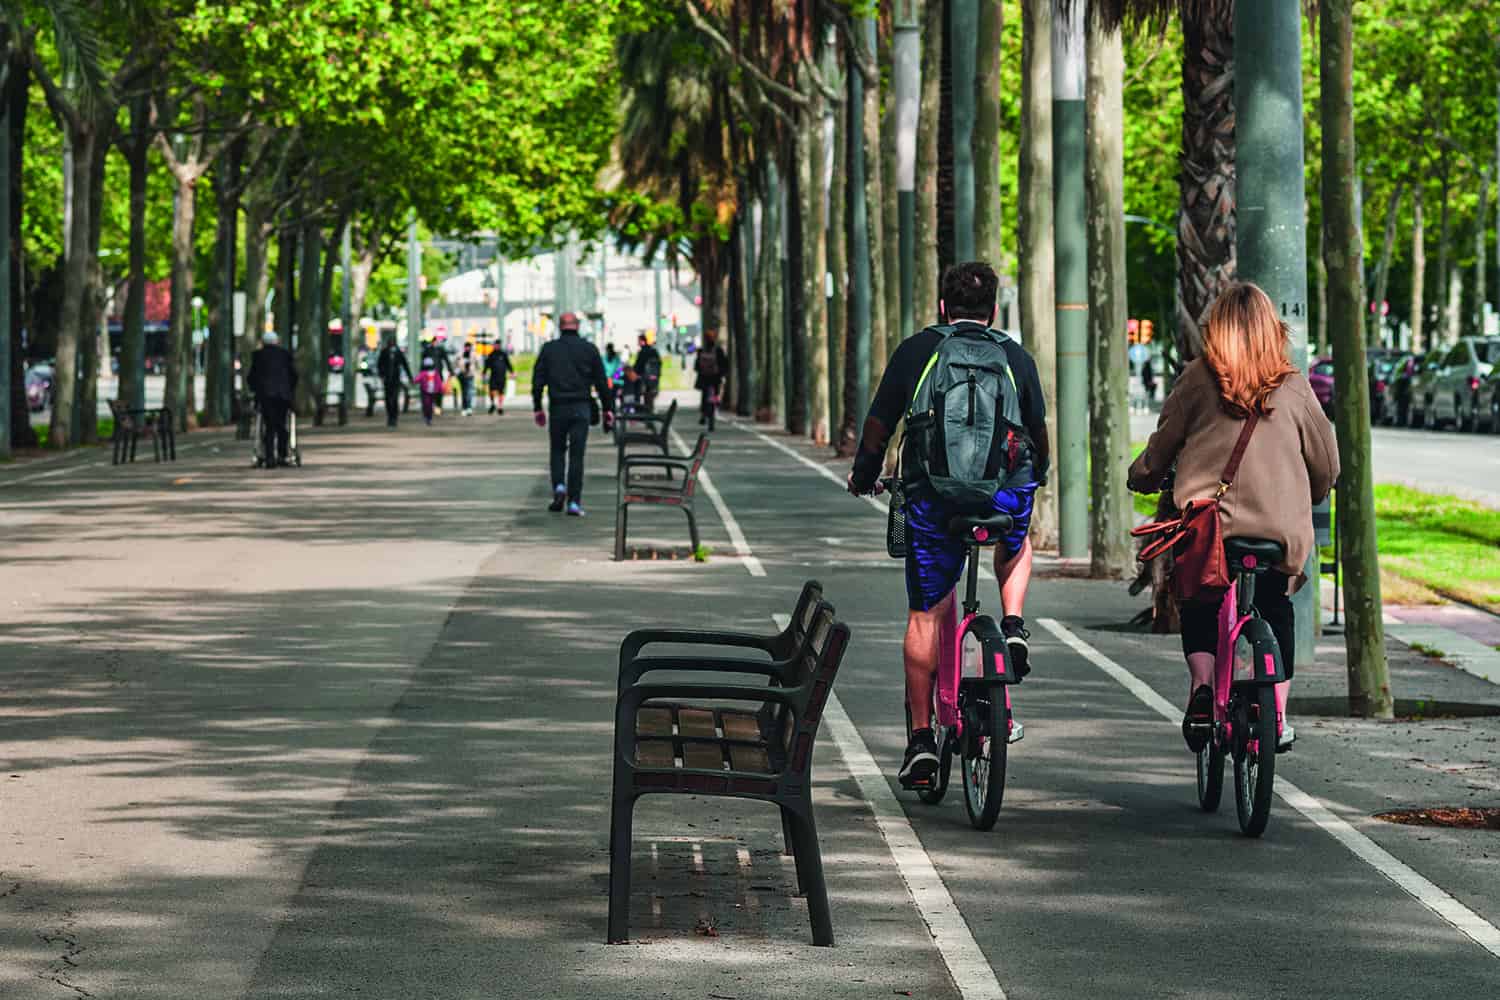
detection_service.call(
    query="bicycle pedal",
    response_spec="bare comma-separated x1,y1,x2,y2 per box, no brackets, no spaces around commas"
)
1007,720,1025,744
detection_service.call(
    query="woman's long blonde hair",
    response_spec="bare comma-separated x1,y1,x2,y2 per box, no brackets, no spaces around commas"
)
1201,282,1297,417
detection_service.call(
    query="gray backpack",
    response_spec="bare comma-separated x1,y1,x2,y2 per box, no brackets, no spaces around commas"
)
903,324,1030,511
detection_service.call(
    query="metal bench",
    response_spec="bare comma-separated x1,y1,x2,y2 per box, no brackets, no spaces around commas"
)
614,433,709,561
614,398,678,474
609,595,850,946
108,400,175,464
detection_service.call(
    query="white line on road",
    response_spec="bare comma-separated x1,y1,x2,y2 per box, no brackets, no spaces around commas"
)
775,614,1008,1000
731,420,888,514
1037,617,1500,962
670,429,765,577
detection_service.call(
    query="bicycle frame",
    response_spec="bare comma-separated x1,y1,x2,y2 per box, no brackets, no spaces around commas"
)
1211,562,1288,737
935,538,1016,733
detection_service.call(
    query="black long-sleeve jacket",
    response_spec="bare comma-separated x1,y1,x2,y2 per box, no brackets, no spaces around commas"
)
532,331,613,413
850,322,1050,493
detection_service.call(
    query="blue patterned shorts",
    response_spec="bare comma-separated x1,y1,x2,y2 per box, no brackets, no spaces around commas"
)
903,485,1037,612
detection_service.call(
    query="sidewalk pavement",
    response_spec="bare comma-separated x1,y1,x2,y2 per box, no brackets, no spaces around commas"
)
2,405,1498,998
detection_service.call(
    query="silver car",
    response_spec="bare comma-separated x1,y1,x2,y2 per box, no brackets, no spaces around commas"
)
1426,336,1500,431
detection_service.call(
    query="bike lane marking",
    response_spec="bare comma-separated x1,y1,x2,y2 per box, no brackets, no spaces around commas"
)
668,429,765,577
1038,617,1500,962
775,614,1008,1000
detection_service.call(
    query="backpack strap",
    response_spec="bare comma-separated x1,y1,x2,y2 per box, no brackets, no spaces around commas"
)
1215,413,1260,498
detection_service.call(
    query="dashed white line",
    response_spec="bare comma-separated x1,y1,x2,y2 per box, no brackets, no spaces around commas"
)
1038,617,1500,962
775,614,1008,1000
731,419,888,514
670,429,765,577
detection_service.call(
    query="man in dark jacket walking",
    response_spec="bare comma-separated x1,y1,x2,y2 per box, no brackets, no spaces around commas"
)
376,336,413,427
484,343,514,415
248,331,299,466
532,312,613,516
632,333,662,412
693,329,729,430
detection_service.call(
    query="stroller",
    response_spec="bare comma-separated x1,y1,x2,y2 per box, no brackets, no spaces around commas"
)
251,399,303,468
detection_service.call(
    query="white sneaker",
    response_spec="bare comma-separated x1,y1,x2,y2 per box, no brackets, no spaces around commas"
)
1277,723,1296,753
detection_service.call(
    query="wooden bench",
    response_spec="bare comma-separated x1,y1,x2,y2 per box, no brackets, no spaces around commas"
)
613,433,709,561
614,398,678,474
108,400,175,464
609,588,849,947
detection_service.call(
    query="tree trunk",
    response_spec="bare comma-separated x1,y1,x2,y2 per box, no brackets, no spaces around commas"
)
1320,0,1392,719
165,175,198,433
295,219,324,417
0,38,11,458
1475,169,1489,333
120,95,149,413
241,213,271,377
1446,267,1461,345
1019,0,1058,551
975,0,1004,265
4,47,32,450
786,146,809,436
1086,19,1130,579
880,13,902,358
275,221,297,356
1410,188,1425,351
841,26,873,455
1436,170,1451,344
78,120,108,445
801,84,830,444
1370,183,1402,348
49,125,97,448
914,0,942,328
731,209,753,416
349,239,375,347
206,144,241,427
1175,0,1237,362
862,17,889,385
1314,220,1328,355
827,41,848,443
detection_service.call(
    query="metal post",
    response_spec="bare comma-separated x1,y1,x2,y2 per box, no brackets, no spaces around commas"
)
341,224,355,408
950,0,978,263
1052,0,1088,559
0,105,9,460
1236,0,1318,665
894,3,920,342
495,248,506,348
405,218,421,364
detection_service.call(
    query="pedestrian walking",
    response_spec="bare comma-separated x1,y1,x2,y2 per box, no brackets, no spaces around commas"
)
248,331,298,467
375,336,413,427
457,342,478,416
1141,358,1158,408
485,343,514,415
693,329,729,431
603,344,624,385
415,356,444,425
632,333,662,412
532,312,614,517
421,334,451,415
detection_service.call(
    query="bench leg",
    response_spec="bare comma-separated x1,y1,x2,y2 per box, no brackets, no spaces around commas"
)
684,505,701,555
780,806,797,860
788,808,833,946
614,502,628,562
607,791,636,944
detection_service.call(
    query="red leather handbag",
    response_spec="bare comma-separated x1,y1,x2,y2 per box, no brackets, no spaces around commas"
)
1131,414,1259,602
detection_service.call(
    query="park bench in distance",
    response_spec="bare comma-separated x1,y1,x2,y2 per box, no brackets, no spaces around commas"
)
614,397,678,475
614,433,709,561
609,584,850,946
108,400,175,464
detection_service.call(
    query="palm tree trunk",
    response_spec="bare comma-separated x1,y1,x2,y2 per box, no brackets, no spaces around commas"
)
1019,0,1058,551
914,0,942,328
975,0,1005,264
1175,0,1237,362
1321,0,1391,719
1086,20,1130,579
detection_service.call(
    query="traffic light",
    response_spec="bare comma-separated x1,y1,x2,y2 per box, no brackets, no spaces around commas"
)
1140,319,1154,344
1127,318,1140,344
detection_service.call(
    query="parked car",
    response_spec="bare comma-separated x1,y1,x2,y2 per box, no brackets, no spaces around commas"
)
1425,336,1500,431
24,363,54,412
1369,351,1410,424
1476,367,1500,434
1403,347,1447,427
1308,358,1335,417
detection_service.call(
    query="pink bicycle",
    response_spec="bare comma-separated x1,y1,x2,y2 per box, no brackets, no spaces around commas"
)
901,505,1026,831
1194,537,1288,837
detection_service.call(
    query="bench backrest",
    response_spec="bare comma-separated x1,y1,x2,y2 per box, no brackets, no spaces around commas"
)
657,399,679,436
767,580,824,661
782,606,851,779
680,435,710,498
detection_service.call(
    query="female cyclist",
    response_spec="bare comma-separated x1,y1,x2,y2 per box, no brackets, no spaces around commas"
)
1128,282,1339,753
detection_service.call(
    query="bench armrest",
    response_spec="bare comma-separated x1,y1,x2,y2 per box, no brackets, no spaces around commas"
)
618,654,787,693
619,628,775,667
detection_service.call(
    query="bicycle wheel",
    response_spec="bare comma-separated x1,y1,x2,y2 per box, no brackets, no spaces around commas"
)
1196,734,1225,813
961,688,1008,830
1233,684,1277,837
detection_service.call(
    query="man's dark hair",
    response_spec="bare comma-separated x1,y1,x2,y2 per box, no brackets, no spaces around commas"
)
941,262,999,321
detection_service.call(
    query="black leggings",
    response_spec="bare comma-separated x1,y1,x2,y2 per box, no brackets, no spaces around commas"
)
1179,570,1296,680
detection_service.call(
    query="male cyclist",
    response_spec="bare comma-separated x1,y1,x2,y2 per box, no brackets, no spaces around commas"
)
846,262,1050,789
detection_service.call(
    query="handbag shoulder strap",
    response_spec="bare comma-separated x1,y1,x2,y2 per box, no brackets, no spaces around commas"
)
1216,413,1260,497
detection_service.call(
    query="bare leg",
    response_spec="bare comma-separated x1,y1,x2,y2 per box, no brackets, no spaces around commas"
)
1186,652,1215,692
994,536,1034,618
905,591,955,732
1274,679,1290,732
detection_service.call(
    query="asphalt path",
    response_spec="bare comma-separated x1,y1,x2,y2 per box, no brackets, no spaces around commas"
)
2,402,1497,998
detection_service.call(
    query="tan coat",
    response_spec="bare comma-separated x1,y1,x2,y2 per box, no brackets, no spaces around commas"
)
1128,359,1340,586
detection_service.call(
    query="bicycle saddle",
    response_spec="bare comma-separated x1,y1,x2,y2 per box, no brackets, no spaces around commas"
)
947,513,1014,543
1224,536,1284,573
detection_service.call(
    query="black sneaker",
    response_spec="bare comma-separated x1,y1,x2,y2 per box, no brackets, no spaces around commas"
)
1001,616,1031,678
1183,684,1213,753
547,484,566,513
898,728,940,789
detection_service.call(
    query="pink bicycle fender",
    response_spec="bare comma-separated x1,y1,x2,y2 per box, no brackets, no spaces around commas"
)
937,607,965,728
